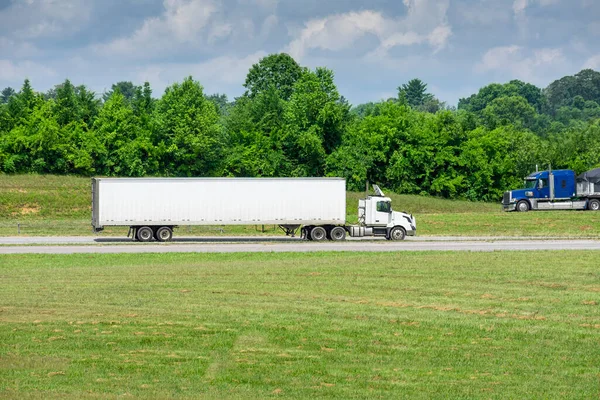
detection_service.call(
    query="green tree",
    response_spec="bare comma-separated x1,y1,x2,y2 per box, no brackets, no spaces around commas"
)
76,85,101,127
103,81,138,103
94,91,156,176
244,53,304,101
459,80,544,113
153,77,223,176
53,80,80,127
207,93,232,116
482,96,537,130
283,68,350,175
544,69,600,113
1,87,15,104
398,79,434,108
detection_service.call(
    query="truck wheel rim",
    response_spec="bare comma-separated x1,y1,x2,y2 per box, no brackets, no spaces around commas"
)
312,228,325,240
332,229,344,240
159,230,170,240
392,229,403,240
140,230,151,240
593,202,599,210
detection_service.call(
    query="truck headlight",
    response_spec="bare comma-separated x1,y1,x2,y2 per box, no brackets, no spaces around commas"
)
525,191,533,197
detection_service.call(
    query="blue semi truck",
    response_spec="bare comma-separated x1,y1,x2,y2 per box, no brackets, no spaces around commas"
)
502,167,600,212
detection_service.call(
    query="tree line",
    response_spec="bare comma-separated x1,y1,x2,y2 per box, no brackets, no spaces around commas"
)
2,53,600,202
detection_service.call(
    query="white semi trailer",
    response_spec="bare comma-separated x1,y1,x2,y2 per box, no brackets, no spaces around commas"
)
91,178,416,242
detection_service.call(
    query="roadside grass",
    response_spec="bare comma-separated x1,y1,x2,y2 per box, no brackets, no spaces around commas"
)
2,174,600,237
1,251,599,399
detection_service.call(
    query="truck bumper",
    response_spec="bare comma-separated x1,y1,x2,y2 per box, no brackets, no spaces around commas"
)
406,229,416,237
502,203,516,212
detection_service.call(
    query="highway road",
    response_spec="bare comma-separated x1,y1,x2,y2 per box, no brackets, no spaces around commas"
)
1,236,600,254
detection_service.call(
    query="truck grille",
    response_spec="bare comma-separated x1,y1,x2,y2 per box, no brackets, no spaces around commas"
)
502,191,511,205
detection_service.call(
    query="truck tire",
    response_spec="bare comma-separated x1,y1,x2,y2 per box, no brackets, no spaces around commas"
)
388,226,406,241
329,226,346,241
589,199,600,211
136,226,153,242
516,200,530,212
304,227,313,241
310,226,327,241
155,226,173,242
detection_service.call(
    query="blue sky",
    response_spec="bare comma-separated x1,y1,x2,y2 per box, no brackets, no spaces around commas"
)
1,0,599,106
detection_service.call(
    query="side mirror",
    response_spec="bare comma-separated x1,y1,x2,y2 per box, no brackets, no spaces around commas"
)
537,181,543,190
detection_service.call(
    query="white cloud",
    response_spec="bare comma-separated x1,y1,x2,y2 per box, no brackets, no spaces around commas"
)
476,45,565,82
0,0,91,39
97,0,219,57
134,51,267,95
513,0,561,17
239,0,278,10
513,0,528,16
286,0,452,61
95,0,278,59
457,0,511,25
0,38,41,59
0,59,57,83
583,55,600,70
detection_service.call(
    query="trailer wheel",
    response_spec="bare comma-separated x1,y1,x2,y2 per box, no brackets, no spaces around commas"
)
389,226,406,241
329,226,346,241
155,226,173,242
516,200,530,212
136,226,154,242
310,226,327,241
589,199,600,211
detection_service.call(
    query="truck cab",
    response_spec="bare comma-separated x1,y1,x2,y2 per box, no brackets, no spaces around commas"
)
502,170,581,211
349,185,416,240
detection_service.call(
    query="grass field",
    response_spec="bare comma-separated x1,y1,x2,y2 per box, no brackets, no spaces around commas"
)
1,251,599,399
3,174,600,237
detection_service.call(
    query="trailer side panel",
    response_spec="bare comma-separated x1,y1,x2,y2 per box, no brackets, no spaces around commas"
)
94,178,346,228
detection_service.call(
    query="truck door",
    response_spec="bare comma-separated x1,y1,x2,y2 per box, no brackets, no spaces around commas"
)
373,200,392,226
537,178,550,199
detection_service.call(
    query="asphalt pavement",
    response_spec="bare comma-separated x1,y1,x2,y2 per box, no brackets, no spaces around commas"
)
1,236,599,254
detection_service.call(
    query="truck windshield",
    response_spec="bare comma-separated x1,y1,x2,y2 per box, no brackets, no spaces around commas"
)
524,179,537,189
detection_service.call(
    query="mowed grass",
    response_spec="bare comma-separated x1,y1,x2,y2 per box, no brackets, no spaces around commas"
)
2,173,600,237
0,251,599,399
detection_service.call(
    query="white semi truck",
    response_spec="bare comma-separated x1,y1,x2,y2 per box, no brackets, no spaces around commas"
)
91,177,416,242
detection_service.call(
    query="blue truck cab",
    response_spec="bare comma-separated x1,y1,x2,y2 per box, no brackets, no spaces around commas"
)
502,170,579,212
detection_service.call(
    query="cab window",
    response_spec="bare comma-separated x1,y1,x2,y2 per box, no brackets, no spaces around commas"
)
377,201,391,213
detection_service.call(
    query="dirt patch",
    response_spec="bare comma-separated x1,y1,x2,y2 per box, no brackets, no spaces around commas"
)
20,206,41,215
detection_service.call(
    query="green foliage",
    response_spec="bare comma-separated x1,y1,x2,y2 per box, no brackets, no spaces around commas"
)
398,78,434,108
545,69,600,113
244,53,304,101
2,64,600,203
102,81,138,103
93,91,155,176
1,87,15,103
153,77,223,176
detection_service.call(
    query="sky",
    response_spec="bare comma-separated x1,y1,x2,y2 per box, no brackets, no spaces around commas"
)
1,0,599,106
